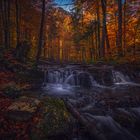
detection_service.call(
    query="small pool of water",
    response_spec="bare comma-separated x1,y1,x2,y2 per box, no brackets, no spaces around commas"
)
42,82,140,98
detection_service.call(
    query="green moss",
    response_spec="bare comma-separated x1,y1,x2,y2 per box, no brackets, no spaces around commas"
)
31,97,71,140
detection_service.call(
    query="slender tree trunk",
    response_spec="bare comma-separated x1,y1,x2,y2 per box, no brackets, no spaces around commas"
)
91,26,94,62
15,0,20,47
4,0,8,48
105,24,110,55
101,0,110,58
101,0,106,58
123,0,126,55
1,0,9,48
96,1,101,58
95,23,98,60
118,0,123,56
0,0,4,46
36,0,46,64
7,0,11,48
114,11,118,50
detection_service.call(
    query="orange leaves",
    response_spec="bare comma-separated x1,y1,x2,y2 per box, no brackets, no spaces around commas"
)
0,97,12,111
0,72,15,90
0,94,40,140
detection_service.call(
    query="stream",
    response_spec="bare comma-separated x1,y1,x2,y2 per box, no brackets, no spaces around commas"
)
40,64,140,140
41,64,140,96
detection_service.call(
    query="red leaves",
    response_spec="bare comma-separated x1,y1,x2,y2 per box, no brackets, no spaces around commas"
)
0,116,31,140
0,98,12,111
0,92,42,140
0,51,41,140
0,71,14,87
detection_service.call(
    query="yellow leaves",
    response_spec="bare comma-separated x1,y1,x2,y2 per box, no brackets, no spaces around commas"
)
8,97,40,113
83,11,95,23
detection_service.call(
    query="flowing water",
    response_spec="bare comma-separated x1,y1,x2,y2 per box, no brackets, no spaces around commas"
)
40,64,140,140
41,65,140,96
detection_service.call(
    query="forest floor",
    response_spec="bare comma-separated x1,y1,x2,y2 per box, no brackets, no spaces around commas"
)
0,49,75,140
0,48,140,140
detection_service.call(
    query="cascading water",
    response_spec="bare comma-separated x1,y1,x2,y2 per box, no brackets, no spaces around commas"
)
112,70,140,86
42,65,140,96
83,114,138,140
112,70,130,84
42,66,99,95
40,65,140,140
44,67,97,87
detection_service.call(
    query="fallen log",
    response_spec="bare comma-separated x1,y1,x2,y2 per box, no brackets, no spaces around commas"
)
63,98,107,140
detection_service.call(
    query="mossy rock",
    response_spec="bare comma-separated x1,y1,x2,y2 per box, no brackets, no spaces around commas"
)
30,97,72,140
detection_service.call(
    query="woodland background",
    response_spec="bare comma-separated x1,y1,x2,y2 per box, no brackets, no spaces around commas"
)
0,0,140,63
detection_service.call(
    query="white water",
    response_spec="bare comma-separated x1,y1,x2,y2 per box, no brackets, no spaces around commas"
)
83,114,138,140
44,68,98,87
112,70,140,87
42,66,140,96
43,83,74,95
112,70,130,83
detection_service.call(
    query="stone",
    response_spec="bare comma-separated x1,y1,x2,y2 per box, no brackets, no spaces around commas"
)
6,96,40,121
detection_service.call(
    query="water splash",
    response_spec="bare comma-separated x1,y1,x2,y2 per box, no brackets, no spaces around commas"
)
84,114,138,140
112,70,130,83
42,66,140,96
112,70,140,87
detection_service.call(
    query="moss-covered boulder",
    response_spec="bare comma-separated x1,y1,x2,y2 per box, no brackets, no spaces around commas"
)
30,97,72,140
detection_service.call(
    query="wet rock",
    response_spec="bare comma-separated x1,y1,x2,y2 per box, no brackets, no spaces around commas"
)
78,72,93,88
84,114,137,140
115,64,140,83
30,97,71,139
69,96,94,109
6,96,40,121
80,107,106,116
113,108,137,128
87,66,114,86
129,107,140,118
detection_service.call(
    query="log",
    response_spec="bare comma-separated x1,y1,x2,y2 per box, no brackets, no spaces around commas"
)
63,99,107,140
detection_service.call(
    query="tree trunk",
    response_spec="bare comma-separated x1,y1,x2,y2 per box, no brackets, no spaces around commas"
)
123,0,126,55
15,0,20,47
4,0,8,48
1,0,10,48
36,0,46,64
118,0,123,56
63,99,107,140
7,0,11,48
91,27,94,62
0,0,4,46
101,0,110,58
96,1,101,58
95,23,98,60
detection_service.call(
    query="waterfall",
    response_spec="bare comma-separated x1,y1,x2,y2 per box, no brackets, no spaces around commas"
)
84,114,138,140
64,74,77,85
43,66,140,89
43,68,97,88
42,70,47,86
47,70,63,84
112,70,130,84
42,65,140,97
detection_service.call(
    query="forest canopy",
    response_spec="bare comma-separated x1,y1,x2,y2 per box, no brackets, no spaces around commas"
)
0,0,140,63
